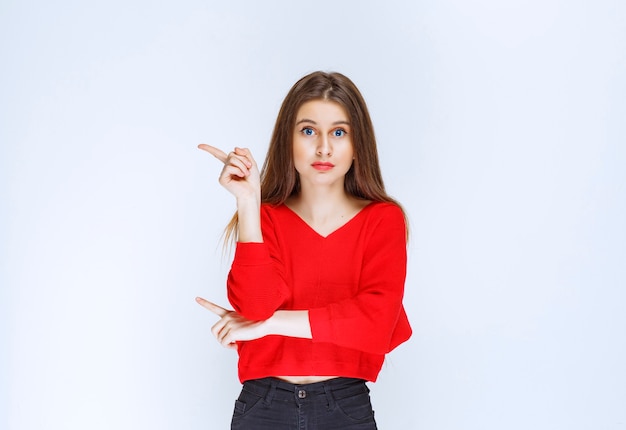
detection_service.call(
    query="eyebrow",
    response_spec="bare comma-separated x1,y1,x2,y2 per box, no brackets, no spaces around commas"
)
295,118,351,126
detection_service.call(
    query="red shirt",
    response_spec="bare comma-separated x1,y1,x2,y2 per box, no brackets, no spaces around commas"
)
227,202,412,383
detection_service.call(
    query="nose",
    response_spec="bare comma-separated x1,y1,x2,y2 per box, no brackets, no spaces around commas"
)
316,135,332,156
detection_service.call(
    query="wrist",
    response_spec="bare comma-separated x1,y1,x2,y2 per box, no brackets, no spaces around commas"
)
263,310,312,339
236,188,261,204
263,311,281,336
236,195,262,242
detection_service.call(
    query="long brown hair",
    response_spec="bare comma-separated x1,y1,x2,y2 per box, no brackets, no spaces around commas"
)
225,71,407,243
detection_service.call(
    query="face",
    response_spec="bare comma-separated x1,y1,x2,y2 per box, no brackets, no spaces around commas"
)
292,99,354,189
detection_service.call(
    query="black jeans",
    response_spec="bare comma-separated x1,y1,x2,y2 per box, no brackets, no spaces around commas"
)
230,377,378,430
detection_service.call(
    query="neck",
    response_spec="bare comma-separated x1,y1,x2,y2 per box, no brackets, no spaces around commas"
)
286,182,371,238
290,183,352,221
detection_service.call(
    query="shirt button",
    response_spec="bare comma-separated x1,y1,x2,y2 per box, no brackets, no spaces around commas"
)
298,389,306,399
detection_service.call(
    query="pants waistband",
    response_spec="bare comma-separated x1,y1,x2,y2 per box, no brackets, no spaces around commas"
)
242,377,369,403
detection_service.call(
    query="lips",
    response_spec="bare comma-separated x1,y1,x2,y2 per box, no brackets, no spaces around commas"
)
311,162,334,171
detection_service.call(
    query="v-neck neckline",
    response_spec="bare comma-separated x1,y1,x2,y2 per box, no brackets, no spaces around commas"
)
282,202,375,239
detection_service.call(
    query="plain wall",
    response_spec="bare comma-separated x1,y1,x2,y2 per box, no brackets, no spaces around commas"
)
1,1,625,429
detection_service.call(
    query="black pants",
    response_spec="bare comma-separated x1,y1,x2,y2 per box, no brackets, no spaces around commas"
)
230,377,378,430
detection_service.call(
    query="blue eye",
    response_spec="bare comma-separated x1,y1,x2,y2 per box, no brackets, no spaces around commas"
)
301,127,315,136
333,129,346,137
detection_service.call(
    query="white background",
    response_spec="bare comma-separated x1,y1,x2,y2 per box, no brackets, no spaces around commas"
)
2,1,625,429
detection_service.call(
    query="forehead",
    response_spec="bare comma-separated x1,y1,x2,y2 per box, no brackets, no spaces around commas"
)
295,100,349,123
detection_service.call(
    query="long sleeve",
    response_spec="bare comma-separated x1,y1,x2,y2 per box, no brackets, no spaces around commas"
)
227,207,290,321
308,204,412,355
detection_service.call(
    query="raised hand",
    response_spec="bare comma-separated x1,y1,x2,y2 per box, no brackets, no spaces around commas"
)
195,297,267,349
198,144,260,200
197,144,263,242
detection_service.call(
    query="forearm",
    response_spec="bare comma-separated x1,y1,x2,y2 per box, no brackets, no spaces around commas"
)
236,195,262,242
264,310,312,339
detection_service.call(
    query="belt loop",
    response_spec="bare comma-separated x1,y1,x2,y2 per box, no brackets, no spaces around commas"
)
264,378,277,406
323,381,336,411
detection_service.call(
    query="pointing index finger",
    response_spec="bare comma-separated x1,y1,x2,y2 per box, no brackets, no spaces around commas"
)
198,144,228,163
195,297,229,317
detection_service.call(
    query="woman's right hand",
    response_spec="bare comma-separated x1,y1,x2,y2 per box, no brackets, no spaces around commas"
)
198,144,260,201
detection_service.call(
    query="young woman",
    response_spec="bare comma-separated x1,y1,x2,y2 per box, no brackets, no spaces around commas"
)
196,71,412,429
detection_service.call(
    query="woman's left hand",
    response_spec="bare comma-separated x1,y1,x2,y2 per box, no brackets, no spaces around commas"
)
195,297,267,349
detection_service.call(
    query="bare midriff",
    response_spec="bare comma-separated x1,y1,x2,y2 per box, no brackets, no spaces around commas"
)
276,376,339,384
